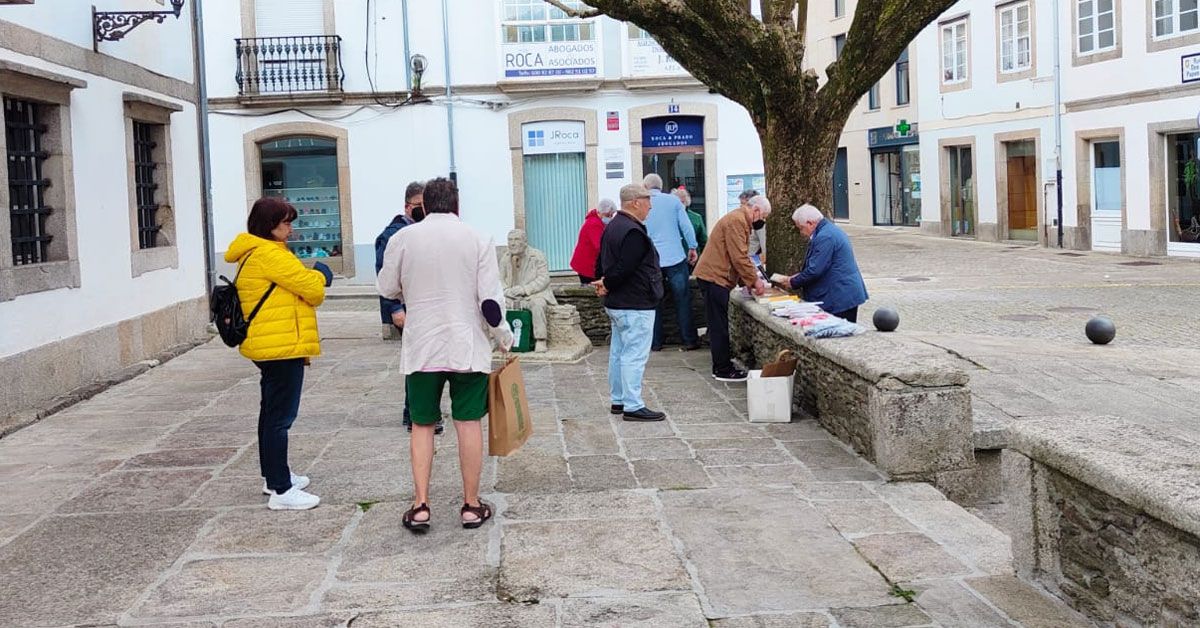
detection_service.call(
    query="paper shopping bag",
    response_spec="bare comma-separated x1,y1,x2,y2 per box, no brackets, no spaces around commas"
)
761,349,798,378
488,358,533,456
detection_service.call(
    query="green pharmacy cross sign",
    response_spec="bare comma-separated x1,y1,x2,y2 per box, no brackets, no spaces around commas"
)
895,120,913,137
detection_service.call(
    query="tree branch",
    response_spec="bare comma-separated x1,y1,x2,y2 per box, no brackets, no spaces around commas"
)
542,0,602,18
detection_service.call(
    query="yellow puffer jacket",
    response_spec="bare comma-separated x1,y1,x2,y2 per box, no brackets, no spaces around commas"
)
224,233,327,361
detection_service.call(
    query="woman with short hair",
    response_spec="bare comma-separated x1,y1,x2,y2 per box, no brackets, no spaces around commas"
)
223,197,332,510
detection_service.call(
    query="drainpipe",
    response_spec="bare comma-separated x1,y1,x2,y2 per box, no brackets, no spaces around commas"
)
401,0,412,90
1052,0,1064,248
192,0,216,292
441,0,458,182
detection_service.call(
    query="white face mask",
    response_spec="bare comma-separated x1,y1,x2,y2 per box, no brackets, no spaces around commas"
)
602,215,613,224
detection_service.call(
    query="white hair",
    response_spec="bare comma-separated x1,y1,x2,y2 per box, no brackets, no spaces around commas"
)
642,173,664,190
747,195,772,216
597,198,617,216
791,204,824,225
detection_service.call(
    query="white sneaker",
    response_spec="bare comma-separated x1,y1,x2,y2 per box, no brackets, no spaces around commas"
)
262,473,310,495
267,486,320,511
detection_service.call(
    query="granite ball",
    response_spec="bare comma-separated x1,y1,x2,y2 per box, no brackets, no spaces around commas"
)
1085,316,1116,345
872,307,900,332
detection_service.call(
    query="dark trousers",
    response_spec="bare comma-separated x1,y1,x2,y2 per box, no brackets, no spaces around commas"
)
698,279,732,374
653,260,697,348
578,275,596,285
254,358,305,494
833,307,859,323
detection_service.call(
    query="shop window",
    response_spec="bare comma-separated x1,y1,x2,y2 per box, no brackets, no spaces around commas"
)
1155,0,1199,38
1167,132,1200,243
999,2,1032,74
1077,0,1117,53
502,0,594,43
260,136,343,260
941,20,968,84
895,49,910,105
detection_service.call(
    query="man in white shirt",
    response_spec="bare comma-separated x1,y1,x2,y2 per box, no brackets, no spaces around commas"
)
377,177,513,533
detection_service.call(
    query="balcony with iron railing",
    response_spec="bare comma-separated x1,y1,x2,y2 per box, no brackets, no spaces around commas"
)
235,35,344,102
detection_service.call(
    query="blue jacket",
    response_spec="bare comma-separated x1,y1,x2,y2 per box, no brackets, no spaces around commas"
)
644,189,697,267
788,220,868,315
375,214,413,323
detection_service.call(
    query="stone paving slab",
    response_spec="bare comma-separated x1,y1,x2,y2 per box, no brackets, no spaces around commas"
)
0,310,1093,626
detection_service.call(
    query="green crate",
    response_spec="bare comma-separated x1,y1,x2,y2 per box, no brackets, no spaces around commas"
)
506,309,534,353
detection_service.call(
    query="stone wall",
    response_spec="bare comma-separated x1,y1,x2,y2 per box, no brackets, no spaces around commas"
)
728,294,975,487
1,297,210,434
554,282,707,346
1005,416,1200,626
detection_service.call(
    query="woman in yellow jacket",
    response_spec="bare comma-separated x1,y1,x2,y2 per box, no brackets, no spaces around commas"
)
224,197,332,511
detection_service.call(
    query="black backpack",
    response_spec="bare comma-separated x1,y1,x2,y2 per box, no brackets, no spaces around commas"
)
210,250,277,348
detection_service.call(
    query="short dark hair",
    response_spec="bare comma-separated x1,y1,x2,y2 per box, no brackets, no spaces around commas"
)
247,197,298,240
404,181,425,204
738,189,759,202
423,177,458,215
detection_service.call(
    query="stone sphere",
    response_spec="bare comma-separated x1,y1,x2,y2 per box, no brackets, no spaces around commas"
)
872,308,900,332
1085,316,1116,345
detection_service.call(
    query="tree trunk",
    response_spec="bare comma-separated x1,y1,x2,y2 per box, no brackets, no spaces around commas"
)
760,117,842,276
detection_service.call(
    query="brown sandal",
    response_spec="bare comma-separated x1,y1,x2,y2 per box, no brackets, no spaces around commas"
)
402,503,430,533
460,500,493,529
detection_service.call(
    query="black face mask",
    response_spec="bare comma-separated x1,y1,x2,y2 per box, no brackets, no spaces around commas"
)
752,220,766,230
411,204,426,222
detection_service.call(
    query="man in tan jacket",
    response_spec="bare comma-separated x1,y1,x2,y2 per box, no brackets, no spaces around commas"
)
693,196,771,381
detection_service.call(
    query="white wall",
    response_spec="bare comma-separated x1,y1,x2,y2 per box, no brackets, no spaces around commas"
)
2,0,195,83
0,54,205,358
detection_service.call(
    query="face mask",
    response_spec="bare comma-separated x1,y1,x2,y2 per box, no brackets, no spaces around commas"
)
411,205,426,222
752,220,766,230
602,215,613,224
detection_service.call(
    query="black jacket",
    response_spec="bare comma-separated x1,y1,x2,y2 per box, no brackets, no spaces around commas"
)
596,211,662,310
375,214,413,323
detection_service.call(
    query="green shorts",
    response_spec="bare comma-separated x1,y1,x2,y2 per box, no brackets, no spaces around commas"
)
406,371,489,425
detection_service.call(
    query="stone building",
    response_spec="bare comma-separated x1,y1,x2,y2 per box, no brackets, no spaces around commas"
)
0,0,210,425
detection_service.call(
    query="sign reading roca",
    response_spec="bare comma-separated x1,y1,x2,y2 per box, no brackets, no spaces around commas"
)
502,41,603,79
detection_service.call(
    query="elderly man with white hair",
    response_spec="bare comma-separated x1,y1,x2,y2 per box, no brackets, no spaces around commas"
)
693,195,771,382
770,204,868,322
642,173,700,351
570,198,618,285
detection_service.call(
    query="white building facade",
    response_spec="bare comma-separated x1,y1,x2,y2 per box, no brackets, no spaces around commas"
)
203,0,772,283
0,1,209,421
912,0,1200,257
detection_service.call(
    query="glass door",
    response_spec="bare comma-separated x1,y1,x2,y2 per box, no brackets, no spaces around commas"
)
900,144,921,226
1167,132,1200,245
644,150,706,225
948,145,975,237
1005,140,1038,241
1090,140,1122,251
523,152,587,271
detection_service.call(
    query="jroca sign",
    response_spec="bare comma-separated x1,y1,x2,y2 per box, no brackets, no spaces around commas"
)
521,121,586,155
503,41,602,79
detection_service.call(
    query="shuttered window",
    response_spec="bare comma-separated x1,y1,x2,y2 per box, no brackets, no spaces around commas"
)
523,153,587,272
255,0,324,36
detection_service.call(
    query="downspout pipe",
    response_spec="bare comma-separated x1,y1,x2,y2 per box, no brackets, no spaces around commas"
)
1052,0,1064,248
441,0,457,182
193,0,217,292
402,0,412,90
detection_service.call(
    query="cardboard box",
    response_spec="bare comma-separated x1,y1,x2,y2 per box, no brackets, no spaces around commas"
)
747,370,794,423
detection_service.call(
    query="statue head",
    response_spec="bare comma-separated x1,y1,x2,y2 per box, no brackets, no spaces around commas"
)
507,229,527,256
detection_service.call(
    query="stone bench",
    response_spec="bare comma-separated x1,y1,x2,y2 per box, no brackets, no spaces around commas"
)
554,282,708,346
1004,416,1200,626
728,293,975,491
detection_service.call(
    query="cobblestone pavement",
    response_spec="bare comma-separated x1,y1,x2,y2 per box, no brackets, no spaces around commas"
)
848,227,1200,447
0,312,1091,627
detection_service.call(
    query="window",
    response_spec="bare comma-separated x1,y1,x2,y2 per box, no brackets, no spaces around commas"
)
1077,0,1117,52
895,49,910,105
261,136,344,261
867,82,881,109
999,3,1032,73
502,0,594,43
834,0,846,18
124,94,179,276
1155,0,1200,37
5,98,52,265
941,21,968,83
0,60,84,301
1092,141,1121,213
834,34,846,59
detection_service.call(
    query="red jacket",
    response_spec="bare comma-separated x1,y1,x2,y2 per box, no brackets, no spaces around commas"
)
570,209,605,279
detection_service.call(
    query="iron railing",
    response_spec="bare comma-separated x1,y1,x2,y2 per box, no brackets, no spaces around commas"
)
235,35,344,95
4,97,53,266
133,121,162,249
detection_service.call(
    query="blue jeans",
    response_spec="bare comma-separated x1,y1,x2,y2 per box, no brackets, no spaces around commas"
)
254,358,305,494
653,260,697,348
607,308,654,412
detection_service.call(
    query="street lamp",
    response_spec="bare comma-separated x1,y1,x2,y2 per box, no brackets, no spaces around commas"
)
410,53,429,103
93,0,186,51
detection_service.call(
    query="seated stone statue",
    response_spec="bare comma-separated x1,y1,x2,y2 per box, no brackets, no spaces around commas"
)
500,229,558,353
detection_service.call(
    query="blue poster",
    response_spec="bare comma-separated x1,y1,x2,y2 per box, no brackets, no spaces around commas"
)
642,116,704,149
